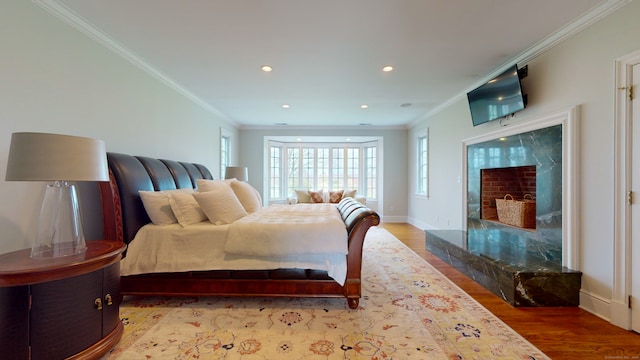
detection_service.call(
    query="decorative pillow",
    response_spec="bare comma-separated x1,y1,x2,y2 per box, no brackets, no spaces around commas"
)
168,190,207,227
197,178,236,192
329,190,344,203
295,189,312,203
230,181,262,213
193,185,248,225
309,190,324,203
253,186,263,206
139,189,194,225
342,189,357,199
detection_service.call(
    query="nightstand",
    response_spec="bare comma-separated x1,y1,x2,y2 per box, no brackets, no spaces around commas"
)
0,240,126,360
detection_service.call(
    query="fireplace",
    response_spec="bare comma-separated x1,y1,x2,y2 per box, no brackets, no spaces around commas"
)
425,118,582,307
467,125,563,248
480,165,536,227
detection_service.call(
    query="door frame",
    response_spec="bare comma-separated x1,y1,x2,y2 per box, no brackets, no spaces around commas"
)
612,48,640,329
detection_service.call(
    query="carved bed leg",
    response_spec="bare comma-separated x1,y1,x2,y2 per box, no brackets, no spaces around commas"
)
347,297,359,309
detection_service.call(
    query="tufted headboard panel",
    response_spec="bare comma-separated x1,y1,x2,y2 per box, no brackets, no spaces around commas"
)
99,152,214,245
160,159,194,189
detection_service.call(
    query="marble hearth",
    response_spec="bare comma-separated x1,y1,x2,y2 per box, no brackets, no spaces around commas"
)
426,121,582,307
425,225,582,306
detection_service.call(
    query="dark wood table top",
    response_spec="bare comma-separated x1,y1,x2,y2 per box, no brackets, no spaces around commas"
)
0,240,126,287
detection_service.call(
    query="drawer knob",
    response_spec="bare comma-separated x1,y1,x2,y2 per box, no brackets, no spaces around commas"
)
105,293,113,306
94,298,103,310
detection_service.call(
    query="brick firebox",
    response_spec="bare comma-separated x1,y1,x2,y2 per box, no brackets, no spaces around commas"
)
480,165,536,223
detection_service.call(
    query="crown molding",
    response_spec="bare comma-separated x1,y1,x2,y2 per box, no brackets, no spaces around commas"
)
239,124,408,131
32,0,628,131
33,0,236,125
408,0,631,129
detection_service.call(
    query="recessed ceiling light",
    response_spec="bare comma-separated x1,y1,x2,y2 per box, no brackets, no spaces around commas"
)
382,65,394,72
261,65,273,72
282,104,290,109
360,104,369,109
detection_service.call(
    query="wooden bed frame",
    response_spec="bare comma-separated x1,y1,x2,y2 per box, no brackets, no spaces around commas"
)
98,152,380,309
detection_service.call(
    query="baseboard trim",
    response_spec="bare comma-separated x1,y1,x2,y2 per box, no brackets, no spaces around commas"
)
407,217,438,230
381,215,408,223
610,300,631,330
579,289,611,323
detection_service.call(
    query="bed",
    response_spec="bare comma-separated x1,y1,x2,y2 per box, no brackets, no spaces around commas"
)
98,153,380,309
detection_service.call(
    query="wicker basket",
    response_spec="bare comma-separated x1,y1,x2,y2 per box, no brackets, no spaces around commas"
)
495,194,536,228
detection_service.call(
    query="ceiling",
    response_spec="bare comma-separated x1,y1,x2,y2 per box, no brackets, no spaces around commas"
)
40,0,613,128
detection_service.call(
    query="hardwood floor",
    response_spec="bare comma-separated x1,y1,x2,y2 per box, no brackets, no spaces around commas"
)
379,222,640,360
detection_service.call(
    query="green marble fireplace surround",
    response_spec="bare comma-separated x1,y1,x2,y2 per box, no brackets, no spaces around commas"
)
469,124,564,249
426,123,582,307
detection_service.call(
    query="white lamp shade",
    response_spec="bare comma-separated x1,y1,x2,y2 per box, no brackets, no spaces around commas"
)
5,132,109,182
225,166,248,181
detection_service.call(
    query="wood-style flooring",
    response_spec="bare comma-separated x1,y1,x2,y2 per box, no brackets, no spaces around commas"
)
380,222,640,360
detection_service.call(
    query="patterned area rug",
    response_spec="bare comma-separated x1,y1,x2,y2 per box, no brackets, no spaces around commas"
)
103,227,549,359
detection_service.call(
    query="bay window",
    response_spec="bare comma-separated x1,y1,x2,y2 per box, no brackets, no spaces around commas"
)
268,141,378,202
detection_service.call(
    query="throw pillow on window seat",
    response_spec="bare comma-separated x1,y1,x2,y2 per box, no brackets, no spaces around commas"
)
309,190,324,203
295,189,312,203
342,189,357,199
329,190,344,203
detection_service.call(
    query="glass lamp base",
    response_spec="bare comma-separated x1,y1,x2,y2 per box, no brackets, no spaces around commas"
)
31,181,87,259
30,242,87,259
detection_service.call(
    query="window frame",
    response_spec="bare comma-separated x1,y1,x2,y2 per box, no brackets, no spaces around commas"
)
220,129,231,179
267,140,379,202
417,129,429,197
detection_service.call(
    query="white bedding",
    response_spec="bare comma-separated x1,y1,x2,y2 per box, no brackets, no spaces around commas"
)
225,203,348,256
120,204,349,285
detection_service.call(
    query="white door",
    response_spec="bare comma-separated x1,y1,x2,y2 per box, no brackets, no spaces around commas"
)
632,63,640,333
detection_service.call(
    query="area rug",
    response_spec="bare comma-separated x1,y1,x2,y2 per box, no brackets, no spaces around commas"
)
102,227,550,359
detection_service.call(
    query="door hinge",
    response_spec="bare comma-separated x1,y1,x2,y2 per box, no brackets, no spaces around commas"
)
630,295,632,309
618,85,634,101
628,191,634,205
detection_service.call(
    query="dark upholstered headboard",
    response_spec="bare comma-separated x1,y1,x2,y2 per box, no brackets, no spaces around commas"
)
98,152,213,245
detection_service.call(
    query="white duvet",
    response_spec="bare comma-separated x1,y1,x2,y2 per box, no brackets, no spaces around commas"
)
120,203,349,285
225,203,348,256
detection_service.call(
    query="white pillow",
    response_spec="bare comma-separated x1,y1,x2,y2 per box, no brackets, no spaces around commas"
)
168,190,207,227
295,189,312,203
197,178,236,192
139,189,193,225
193,185,248,225
342,189,357,199
229,181,262,213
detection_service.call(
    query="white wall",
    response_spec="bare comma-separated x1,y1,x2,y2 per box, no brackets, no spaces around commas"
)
239,127,408,221
0,2,237,254
408,1,640,320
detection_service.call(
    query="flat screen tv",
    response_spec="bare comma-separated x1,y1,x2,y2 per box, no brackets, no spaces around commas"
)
467,64,526,126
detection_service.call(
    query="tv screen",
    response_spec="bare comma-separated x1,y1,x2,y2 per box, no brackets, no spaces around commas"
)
467,64,525,126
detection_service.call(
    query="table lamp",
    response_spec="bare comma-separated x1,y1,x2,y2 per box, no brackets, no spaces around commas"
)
224,166,248,181
5,132,109,259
